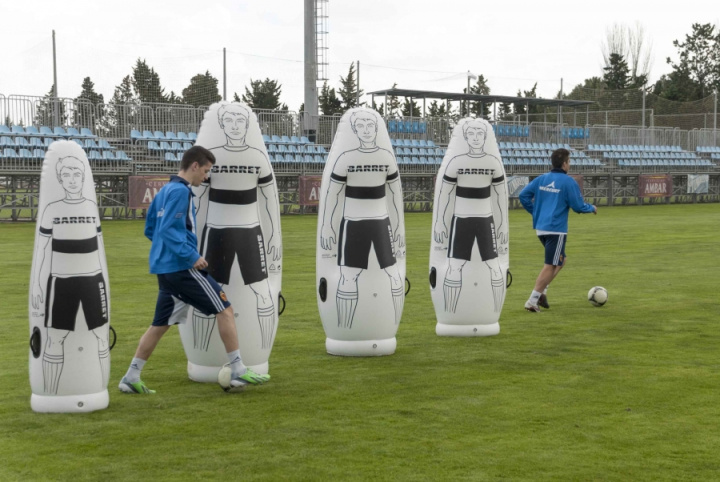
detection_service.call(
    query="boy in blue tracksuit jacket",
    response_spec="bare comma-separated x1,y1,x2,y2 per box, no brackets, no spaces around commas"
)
119,146,270,394
519,148,596,312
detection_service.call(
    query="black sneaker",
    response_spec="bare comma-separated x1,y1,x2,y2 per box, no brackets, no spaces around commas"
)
538,294,550,309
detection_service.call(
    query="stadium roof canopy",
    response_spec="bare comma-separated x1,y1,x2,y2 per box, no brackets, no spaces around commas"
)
367,88,594,109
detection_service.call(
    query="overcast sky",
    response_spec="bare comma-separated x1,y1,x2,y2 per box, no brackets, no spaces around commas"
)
1,0,717,111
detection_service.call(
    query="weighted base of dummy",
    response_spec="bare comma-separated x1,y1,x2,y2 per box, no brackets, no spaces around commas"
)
326,337,396,357
31,390,109,413
435,322,500,337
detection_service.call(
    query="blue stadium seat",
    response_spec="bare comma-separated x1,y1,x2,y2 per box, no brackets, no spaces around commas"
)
88,150,102,161
291,136,301,144
188,132,197,141
271,134,282,144
54,127,70,137
288,145,298,154
164,152,177,161
304,154,314,164
314,154,324,164
99,139,113,150
3,148,19,159
102,150,116,161
19,148,33,159
23,126,40,137
71,139,83,148
419,122,427,134
12,125,26,135
116,150,131,161
177,132,189,141
33,148,46,160
142,130,155,140
0,125,11,136
305,145,316,154
160,141,172,152
316,145,327,153
85,139,99,150
412,122,420,134
130,129,143,141
14,137,29,148
300,136,310,144
154,131,166,140
182,142,192,151
171,142,183,152
147,141,161,154
262,134,271,144
281,135,291,144
67,127,81,138
80,128,96,138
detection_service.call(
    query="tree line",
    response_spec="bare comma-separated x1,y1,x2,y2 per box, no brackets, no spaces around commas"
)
18,22,720,129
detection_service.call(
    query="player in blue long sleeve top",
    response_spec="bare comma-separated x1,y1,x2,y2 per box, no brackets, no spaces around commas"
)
518,148,596,312
119,146,270,393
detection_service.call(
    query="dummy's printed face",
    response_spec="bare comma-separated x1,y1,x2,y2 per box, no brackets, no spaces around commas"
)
221,113,248,141
465,126,486,149
59,167,84,194
353,118,377,144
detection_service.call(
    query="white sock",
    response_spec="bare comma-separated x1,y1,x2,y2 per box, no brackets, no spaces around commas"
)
528,290,542,305
125,357,146,383
227,350,246,377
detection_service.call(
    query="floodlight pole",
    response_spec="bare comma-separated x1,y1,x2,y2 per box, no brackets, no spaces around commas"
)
223,48,227,101
356,60,360,107
714,89,717,143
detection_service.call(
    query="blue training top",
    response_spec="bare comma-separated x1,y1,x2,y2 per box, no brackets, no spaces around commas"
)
519,168,595,233
145,175,201,274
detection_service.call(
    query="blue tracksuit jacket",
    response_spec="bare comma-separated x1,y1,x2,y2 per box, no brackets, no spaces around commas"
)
519,168,595,232
144,176,201,274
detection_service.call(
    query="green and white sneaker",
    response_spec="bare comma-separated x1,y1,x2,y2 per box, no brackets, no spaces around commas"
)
118,376,156,394
224,369,271,392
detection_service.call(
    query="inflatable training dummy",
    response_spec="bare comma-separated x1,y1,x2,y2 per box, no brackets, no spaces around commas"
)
177,101,282,380
29,141,111,412
316,108,406,356
429,118,509,336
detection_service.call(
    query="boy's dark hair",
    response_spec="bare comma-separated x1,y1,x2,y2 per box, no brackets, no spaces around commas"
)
180,145,216,171
551,148,570,169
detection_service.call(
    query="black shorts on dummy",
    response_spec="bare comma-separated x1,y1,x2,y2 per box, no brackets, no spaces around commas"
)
200,225,268,285
338,217,396,270
45,272,108,331
448,215,498,262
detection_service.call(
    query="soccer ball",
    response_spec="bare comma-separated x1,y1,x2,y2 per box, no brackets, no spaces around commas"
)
217,365,232,389
588,286,608,307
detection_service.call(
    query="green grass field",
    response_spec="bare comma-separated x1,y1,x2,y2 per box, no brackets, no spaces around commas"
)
1,204,719,481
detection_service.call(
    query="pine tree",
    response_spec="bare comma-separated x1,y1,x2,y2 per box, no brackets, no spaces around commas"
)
103,75,139,136
338,63,364,110
34,84,65,127
401,98,421,117
386,83,401,117
468,75,491,118
182,71,222,107
319,81,343,116
239,78,287,111
603,53,631,90
132,58,167,104
74,77,105,131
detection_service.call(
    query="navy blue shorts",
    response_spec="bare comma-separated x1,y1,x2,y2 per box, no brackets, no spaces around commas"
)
538,234,567,266
152,269,231,326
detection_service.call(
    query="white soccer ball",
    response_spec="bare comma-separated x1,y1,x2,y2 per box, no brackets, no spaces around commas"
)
217,365,232,389
588,286,608,307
